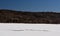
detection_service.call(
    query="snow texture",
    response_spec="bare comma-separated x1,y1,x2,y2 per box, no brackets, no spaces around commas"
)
0,23,60,36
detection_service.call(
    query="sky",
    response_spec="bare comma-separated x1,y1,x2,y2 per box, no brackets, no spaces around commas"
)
0,0,60,12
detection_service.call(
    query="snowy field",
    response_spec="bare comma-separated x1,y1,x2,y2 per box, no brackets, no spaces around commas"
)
0,23,60,36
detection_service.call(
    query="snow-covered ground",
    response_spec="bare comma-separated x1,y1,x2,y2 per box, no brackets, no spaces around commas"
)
0,23,60,36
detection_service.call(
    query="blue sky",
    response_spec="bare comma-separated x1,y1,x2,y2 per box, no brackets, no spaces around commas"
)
0,0,60,12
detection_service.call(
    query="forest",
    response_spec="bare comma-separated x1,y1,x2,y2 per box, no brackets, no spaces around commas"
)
0,9,60,24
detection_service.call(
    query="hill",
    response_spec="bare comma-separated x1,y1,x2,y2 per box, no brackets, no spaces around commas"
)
0,9,60,24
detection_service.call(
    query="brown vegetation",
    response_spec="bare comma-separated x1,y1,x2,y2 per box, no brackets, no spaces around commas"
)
0,9,60,24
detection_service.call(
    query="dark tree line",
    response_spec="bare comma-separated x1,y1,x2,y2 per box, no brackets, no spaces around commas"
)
0,9,60,24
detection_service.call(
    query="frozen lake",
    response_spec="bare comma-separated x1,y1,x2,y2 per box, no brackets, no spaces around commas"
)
0,23,60,36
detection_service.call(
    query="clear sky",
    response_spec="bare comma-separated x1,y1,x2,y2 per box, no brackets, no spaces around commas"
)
0,0,60,12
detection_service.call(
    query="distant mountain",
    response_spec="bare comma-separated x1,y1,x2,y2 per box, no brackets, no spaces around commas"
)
0,9,60,24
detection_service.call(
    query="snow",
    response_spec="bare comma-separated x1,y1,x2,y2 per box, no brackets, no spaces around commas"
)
0,23,60,36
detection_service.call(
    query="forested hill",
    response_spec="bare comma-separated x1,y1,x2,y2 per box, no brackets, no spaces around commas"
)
0,9,60,24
